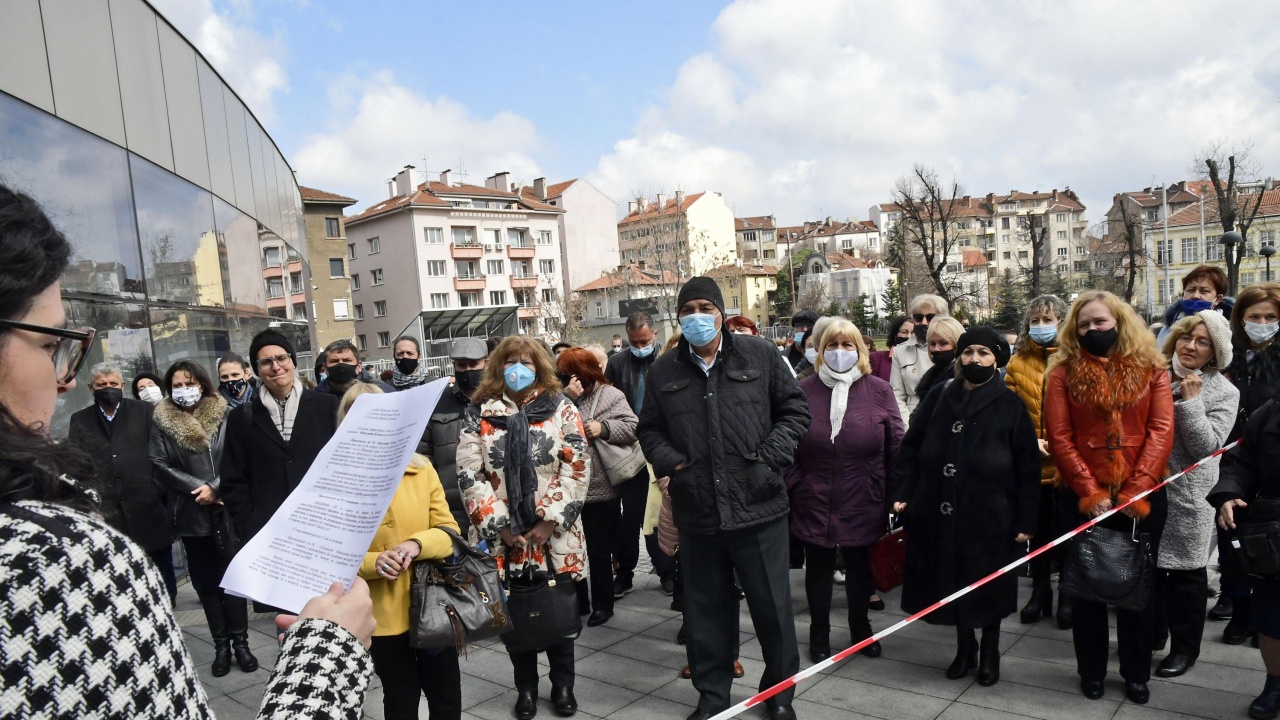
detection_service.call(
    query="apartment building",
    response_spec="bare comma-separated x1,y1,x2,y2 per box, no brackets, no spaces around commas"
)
736,216,778,262
617,191,736,277
519,178,618,298
708,262,779,327
788,217,884,260
795,253,899,316
300,186,358,350
344,166,566,360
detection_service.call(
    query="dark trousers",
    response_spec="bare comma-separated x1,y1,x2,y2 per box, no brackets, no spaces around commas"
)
581,500,618,614
802,542,872,637
149,544,177,601
681,517,799,713
1155,567,1209,658
509,640,575,692
1071,599,1153,683
369,633,462,720
181,534,248,635
1028,484,1059,581
615,471,674,580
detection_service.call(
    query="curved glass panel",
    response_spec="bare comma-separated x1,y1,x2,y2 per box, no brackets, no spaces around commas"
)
132,155,223,307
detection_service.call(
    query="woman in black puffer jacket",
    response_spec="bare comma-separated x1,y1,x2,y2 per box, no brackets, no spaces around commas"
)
149,358,256,678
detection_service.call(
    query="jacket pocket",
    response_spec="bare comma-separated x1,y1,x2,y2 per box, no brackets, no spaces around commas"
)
740,454,784,505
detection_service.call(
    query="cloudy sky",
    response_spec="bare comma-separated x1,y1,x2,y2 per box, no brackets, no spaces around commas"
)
154,0,1280,226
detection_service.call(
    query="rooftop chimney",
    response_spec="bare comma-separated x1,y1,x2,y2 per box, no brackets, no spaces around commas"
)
439,169,452,186
491,171,511,192
628,201,636,214
637,197,647,211
394,165,415,197
534,177,547,200
656,192,666,209
674,190,684,207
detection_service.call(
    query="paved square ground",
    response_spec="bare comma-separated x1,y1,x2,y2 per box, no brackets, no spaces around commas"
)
180,564,1265,720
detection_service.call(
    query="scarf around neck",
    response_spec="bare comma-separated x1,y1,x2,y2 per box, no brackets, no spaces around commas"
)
817,363,863,442
391,365,431,390
482,391,563,536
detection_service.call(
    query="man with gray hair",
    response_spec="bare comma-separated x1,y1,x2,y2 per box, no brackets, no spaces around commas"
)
67,362,174,601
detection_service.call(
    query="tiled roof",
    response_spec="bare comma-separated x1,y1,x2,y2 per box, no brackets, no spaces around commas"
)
617,193,706,227
518,179,578,203
574,265,681,293
707,262,780,277
1153,188,1280,230
735,215,775,232
299,186,357,205
347,180,562,224
962,249,989,268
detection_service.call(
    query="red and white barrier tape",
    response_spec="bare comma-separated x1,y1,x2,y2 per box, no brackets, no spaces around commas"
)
707,441,1239,720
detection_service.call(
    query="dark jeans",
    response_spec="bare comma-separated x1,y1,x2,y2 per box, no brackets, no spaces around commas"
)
182,534,231,601
509,640,575,692
1028,484,1059,581
615,471,674,580
802,542,872,637
681,517,799,713
1072,598,1153,683
149,544,177,601
581,500,618,614
369,633,462,720
1155,567,1209,658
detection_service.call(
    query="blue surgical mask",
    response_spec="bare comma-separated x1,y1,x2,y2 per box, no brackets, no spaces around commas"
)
793,331,805,346
680,313,720,347
630,344,655,358
504,362,536,392
1181,298,1214,314
1028,325,1057,346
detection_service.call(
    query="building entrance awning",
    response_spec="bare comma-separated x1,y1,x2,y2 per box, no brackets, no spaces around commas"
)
398,304,519,343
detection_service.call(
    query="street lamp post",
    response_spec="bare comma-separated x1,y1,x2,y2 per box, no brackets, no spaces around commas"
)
1263,244,1277,282
1221,231,1243,295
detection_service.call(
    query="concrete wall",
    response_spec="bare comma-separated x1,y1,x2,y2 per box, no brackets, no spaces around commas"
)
556,180,618,296
687,193,738,274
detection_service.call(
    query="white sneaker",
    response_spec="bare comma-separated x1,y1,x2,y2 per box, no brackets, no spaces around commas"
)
833,570,847,585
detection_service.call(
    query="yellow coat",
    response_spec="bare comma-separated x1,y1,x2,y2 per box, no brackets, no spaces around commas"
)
1004,343,1058,484
358,458,460,636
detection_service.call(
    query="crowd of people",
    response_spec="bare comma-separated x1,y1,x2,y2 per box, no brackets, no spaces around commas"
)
3,179,1280,720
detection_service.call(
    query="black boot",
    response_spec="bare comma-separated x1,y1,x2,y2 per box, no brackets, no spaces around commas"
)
1250,674,1280,720
1056,589,1073,630
202,597,232,678
1020,578,1052,624
515,688,538,720
1208,593,1233,621
977,625,1000,686
946,627,977,679
1225,595,1255,646
224,596,258,673
809,625,831,663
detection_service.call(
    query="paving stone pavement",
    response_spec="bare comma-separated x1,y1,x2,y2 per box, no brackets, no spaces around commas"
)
180,561,1266,720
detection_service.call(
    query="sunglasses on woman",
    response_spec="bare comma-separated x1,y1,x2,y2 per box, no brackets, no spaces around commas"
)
0,319,96,384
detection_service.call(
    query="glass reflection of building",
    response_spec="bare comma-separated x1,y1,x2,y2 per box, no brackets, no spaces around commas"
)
0,0,316,438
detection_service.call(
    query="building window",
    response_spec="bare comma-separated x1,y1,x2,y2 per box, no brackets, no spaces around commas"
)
595,301,604,318
1182,237,1200,264
292,303,307,320
325,218,341,237
539,259,554,274
1243,273,1257,285
377,331,391,348
1058,264,1068,273
1057,230,1067,240
486,259,504,275
371,269,384,285
430,293,449,309
1206,236,1222,261
290,272,303,294
452,227,475,245
1057,247,1068,257
266,277,284,298
1156,239,1173,265
537,230,552,246
1001,234,1010,244
1018,250,1028,259
1002,251,1011,260
459,292,480,307
1263,230,1276,247
262,246,282,268
329,258,345,277
357,334,367,351
732,295,739,308
485,228,501,248
490,291,507,305
355,304,364,320
508,229,529,247
427,260,446,277
1001,217,1010,230
512,260,533,278
456,261,479,279
542,288,557,304
347,243,355,260
422,227,443,245
374,300,387,317
333,298,350,320
367,237,381,254
1074,261,1088,272
1146,209,1159,222
1076,245,1087,255
1055,213,1067,223
267,307,287,319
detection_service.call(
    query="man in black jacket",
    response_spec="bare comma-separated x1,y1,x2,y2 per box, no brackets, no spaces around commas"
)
784,309,819,373
638,278,810,720
417,336,488,533
68,362,174,601
605,311,672,595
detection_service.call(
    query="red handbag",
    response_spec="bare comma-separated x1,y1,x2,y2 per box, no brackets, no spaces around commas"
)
869,521,907,593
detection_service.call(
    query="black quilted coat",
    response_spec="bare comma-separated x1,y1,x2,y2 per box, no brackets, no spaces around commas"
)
637,330,811,534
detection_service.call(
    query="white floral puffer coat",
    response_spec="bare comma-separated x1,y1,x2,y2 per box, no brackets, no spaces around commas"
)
457,390,591,580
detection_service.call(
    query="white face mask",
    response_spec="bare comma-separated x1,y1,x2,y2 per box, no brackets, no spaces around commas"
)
171,386,202,408
1245,321,1280,345
1170,351,1203,379
824,349,859,373
804,348,818,365
138,385,163,405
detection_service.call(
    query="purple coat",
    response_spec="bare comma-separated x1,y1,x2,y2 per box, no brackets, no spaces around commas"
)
787,373,903,548
869,351,892,381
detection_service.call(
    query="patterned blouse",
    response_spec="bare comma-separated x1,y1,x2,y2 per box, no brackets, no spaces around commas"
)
457,391,591,580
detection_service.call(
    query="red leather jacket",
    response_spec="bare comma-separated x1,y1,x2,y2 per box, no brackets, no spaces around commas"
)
1044,354,1174,519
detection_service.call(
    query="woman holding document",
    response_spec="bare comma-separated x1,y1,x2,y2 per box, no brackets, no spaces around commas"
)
343,382,465,720
458,335,591,720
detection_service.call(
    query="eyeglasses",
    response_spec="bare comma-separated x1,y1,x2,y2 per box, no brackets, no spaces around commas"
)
0,319,96,384
1174,335,1213,350
256,353,294,370
913,313,938,323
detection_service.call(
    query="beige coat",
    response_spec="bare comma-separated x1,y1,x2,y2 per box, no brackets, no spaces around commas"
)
889,335,932,425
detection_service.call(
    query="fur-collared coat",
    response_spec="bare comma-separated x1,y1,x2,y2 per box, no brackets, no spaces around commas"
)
1045,353,1175,520
149,395,228,537
457,391,590,581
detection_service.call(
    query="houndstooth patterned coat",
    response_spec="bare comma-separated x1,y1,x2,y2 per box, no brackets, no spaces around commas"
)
0,499,373,719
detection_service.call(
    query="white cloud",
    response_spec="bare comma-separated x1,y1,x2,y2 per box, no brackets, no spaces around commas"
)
588,0,1280,224
293,71,543,206
150,0,288,124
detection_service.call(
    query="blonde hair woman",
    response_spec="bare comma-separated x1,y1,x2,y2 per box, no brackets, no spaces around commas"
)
457,335,589,719
1045,290,1174,704
342,383,463,720
909,315,964,422
890,294,950,423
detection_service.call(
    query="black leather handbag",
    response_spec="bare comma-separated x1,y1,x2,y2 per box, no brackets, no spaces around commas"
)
409,527,512,653
500,547,582,654
1233,498,1280,579
1061,520,1153,612
211,504,241,561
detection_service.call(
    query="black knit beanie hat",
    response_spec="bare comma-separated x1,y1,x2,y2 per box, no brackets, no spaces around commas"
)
956,326,1011,368
676,276,725,316
248,330,296,376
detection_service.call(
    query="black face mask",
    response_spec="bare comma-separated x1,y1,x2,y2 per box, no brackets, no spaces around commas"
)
327,362,358,386
395,357,420,375
960,361,998,385
929,350,955,367
93,387,123,407
455,369,483,394
913,324,928,342
1079,328,1119,357
220,379,248,397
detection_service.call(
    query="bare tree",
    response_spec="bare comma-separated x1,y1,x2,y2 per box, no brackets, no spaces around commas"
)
1017,211,1054,300
1197,143,1267,295
1095,197,1148,304
796,279,832,314
891,165,966,306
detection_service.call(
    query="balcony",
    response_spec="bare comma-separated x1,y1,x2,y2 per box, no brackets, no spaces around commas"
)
506,243,536,259
517,306,541,319
510,273,539,288
450,242,484,259
454,274,487,291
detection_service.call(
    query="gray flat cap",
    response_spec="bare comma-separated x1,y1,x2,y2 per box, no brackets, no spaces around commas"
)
450,337,489,360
